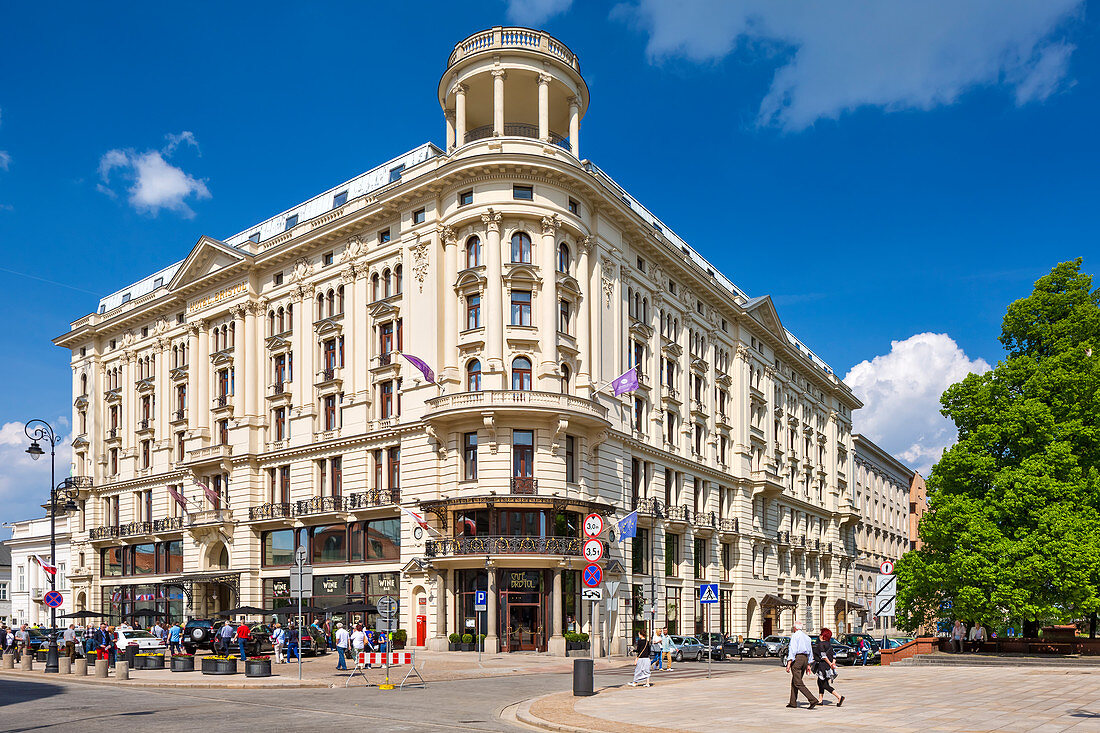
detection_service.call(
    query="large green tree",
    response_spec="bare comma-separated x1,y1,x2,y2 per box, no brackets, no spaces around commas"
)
896,260,1100,633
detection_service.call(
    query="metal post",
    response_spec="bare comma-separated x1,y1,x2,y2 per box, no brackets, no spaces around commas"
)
477,606,481,663
46,437,58,674
706,603,711,679
297,562,302,681
589,600,595,660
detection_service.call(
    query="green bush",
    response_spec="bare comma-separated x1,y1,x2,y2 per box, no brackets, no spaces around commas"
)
449,633,461,644
392,629,407,643
461,634,473,644
577,633,589,643
564,632,577,643
477,633,486,642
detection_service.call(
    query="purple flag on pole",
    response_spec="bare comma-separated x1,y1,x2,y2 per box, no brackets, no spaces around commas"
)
612,366,639,396
166,485,188,509
402,353,435,384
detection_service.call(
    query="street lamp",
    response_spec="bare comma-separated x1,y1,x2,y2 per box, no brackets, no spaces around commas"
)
25,419,83,674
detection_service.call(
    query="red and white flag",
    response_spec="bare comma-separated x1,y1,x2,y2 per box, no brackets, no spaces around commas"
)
32,554,57,576
399,505,441,536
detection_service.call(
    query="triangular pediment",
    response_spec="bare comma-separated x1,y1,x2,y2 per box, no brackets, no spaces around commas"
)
265,334,292,352
168,236,251,290
314,318,344,335
368,301,399,319
743,295,786,341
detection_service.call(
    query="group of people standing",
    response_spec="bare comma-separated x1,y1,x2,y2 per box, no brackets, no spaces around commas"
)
334,621,386,670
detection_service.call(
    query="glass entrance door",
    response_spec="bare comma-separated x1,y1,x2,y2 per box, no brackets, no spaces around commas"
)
507,603,542,651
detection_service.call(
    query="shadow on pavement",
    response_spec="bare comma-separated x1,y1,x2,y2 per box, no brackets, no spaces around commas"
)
0,678,65,707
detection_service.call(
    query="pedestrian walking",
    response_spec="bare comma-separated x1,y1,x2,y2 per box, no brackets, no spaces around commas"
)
168,622,182,655
216,620,234,656
785,621,818,710
351,623,366,667
271,623,285,664
651,628,665,671
323,618,335,650
629,630,653,687
286,624,300,661
234,618,252,661
63,624,77,660
813,628,845,707
335,622,349,671
952,620,965,653
857,636,870,665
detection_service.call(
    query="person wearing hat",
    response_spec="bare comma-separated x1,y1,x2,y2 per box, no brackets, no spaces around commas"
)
335,622,350,670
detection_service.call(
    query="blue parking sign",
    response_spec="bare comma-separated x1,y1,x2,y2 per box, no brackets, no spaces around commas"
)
474,590,487,612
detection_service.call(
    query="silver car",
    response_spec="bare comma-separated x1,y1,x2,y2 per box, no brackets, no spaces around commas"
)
667,635,703,662
763,635,789,656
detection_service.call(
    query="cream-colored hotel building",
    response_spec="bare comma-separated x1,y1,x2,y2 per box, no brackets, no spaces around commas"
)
54,27,900,654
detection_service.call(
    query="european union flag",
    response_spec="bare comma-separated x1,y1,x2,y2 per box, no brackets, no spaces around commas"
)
617,510,638,541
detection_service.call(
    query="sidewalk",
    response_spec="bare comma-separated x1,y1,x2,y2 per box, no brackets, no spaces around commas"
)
514,662,1100,732
0,649,634,689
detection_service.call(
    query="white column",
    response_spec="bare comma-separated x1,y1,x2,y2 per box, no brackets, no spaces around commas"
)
453,83,467,146
538,73,551,142
444,110,455,151
243,304,258,419
492,70,506,136
233,305,247,417
442,227,458,384
538,216,559,384
568,97,580,157
482,209,504,381
187,325,200,427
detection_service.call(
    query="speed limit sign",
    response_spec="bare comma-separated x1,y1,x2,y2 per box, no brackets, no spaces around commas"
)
582,538,604,563
583,513,604,538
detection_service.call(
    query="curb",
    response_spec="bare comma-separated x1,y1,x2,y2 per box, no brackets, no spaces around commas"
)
0,670,329,689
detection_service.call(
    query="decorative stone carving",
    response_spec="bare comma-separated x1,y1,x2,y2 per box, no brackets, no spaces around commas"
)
481,208,502,232
340,267,357,285
291,257,314,283
440,225,457,246
736,344,750,361
425,424,446,458
154,317,170,336
551,418,569,456
483,414,498,453
340,235,365,263
541,214,560,237
412,236,430,292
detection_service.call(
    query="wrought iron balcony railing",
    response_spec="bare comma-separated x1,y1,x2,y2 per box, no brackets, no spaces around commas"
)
295,496,343,516
635,497,664,517
463,123,571,151
511,477,537,495
344,489,401,509
666,505,691,523
425,535,583,558
249,502,293,520
119,521,152,537
89,525,120,540
152,516,184,532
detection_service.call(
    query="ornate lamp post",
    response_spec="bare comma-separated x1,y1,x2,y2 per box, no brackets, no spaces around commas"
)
25,419,79,674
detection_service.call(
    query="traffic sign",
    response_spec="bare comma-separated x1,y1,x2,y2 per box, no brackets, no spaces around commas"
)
289,566,313,595
875,573,897,618
583,564,603,588
698,583,719,604
581,587,602,602
582,539,604,563
583,513,604,538
43,590,64,608
377,595,399,619
294,545,307,566
474,590,487,612
605,580,620,598
879,559,895,575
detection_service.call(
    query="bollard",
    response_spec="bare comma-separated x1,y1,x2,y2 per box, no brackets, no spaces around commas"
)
573,658,594,696
21,654,33,671
95,658,109,678
2,653,13,670
116,661,129,680
59,656,72,674
75,658,88,676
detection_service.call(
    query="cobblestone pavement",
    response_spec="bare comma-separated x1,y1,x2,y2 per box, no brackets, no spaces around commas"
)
519,662,1100,733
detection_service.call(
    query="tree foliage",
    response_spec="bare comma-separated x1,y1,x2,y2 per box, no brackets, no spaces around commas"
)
896,260,1100,631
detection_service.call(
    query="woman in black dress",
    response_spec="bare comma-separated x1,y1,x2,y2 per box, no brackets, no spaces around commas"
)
813,627,845,706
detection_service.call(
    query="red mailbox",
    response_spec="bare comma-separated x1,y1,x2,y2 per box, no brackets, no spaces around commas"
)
416,614,427,647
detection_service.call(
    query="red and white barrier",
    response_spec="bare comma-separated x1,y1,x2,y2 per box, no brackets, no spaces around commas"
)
357,652,414,666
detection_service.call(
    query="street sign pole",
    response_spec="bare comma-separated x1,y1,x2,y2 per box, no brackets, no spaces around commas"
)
707,602,711,680
294,545,305,681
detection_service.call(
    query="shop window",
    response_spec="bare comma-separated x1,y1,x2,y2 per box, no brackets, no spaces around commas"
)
311,524,346,564
365,518,400,560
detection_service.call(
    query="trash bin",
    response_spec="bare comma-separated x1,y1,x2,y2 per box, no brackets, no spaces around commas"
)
573,658,594,696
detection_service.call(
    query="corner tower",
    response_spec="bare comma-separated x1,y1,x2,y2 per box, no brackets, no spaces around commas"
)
439,26,589,158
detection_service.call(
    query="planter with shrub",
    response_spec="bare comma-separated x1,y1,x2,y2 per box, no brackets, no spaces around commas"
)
170,654,195,672
135,653,165,670
565,632,590,651
461,633,474,652
245,656,272,677
391,629,407,649
448,633,461,651
201,655,238,675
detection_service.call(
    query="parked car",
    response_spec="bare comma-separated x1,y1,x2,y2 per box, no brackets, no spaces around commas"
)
666,635,704,662
115,628,167,654
776,635,854,665
763,635,789,656
737,638,769,658
838,633,881,663
884,637,913,649
695,633,730,661
25,628,50,654
298,625,328,656
182,619,224,654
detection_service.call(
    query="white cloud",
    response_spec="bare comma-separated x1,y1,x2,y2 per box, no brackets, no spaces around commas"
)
97,131,210,217
506,0,573,25
0,150,9,171
0,419,73,526
613,0,1083,131
844,333,991,475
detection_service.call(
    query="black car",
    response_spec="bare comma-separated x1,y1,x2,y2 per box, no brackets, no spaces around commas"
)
695,633,732,661
184,619,275,656
737,638,769,658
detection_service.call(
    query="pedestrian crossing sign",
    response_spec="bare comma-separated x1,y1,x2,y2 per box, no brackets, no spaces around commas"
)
699,583,719,604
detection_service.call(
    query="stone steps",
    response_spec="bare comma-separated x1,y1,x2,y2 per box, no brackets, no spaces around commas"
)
895,653,1100,668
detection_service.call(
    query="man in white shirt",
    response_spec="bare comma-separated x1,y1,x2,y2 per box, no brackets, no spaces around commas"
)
335,622,350,671
785,621,818,709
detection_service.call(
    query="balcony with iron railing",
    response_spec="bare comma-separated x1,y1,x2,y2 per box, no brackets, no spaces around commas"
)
511,477,537,495
425,535,584,559
464,123,571,152
152,516,185,532
89,525,120,541
248,489,402,521
249,502,293,521
776,530,791,546
295,496,344,516
119,521,152,537
345,488,401,509
171,408,188,424
666,505,691,523
635,497,665,517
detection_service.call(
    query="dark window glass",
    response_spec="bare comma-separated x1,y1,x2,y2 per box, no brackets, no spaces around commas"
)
413,208,425,224
333,190,348,207
365,518,400,560
263,529,296,566
285,214,298,230
513,184,533,200
312,525,346,564
101,547,123,577
513,429,534,477
565,436,576,483
459,189,473,206
463,432,478,480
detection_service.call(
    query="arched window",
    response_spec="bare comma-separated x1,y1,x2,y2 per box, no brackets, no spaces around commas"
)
277,307,285,333
337,285,345,314
383,269,392,298
268,310,275,335
286,303,293,328
81,373,87,395
317,293,325,320
558,242,570,273
560,364,571,394
372,273,380,301
467,360,482,392
633,292,640,320
395,265,403,294
466,236,481,268
326,288,335,318
511,232,531,264
642,298,648,323
511,357,532,391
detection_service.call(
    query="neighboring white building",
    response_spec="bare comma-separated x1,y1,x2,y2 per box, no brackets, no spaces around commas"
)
0,543,11,624
4,515,72,627
851,435,915,634
53,26,875,654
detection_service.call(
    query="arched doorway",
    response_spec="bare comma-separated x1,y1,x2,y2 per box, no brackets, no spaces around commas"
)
76,591,86,612
746,598,758,638
412,585,427,647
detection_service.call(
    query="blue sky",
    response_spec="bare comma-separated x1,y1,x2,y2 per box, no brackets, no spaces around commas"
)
0,1,1096,523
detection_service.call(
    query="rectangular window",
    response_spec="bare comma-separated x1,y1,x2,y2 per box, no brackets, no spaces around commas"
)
513,184,533,200
323,251,334,266
632,528,650,574
388,164,404,182
511,290,532,326
333,190,348,207
568,198,579,215
387,447,401,490
665,534,680,576
279,465,291,504
176,432,185,462
284,214,298,230
365,518,401,560
458,189,473,206
323,395,337,430
373,449,383,490
413,208,425,224
274,271,283,285
274,407,286,441
218,419,229,445
380,381,394,418
565,436,576,483
0,582,7,601
379,228,391,244
694,537,707,578
463,432,478,480
331,456,342,498
513,429,534,477
558,299,570,334
466,294,481,329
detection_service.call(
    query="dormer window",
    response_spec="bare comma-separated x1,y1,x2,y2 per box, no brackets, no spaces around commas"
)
284,214,298,230
333,190,348,208
249,231,261,243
